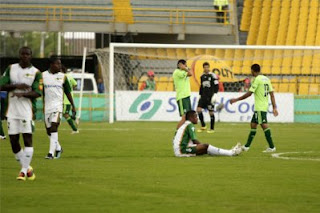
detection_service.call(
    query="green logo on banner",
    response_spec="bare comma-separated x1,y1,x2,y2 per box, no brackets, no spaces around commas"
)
129,93,162,119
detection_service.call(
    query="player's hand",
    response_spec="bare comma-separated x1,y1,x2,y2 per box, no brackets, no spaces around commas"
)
71,107,77,120
11,93,24,98
273,108,279,117
15,83,30,90
230,98,237,104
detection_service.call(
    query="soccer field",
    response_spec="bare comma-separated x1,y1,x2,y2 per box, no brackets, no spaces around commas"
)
1,122,320,213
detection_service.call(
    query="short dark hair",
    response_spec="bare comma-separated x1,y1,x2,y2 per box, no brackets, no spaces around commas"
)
186,110,196,121
251,64,261,72
177,59,186,66
49,55,61,64
203,62,210,68
19,46,32,55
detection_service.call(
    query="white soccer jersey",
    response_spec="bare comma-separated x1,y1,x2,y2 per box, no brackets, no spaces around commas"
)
0,63,41,120
42,70,70,114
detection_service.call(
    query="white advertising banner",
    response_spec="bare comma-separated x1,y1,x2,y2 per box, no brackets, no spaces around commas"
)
116,91,294,122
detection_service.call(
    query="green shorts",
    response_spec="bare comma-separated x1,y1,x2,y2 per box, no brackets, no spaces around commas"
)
177,97,192,117
180,145,197,154
63,104,71,115
251,111,268,124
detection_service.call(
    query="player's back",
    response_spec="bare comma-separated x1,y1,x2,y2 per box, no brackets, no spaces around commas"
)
250,75,273,112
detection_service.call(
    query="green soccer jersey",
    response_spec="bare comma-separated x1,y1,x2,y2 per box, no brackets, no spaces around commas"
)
64,74,77,105
249,75,273,111
173,121,197,149
173,69,191,101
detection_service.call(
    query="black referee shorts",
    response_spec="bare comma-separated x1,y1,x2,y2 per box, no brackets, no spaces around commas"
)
197,96,214,111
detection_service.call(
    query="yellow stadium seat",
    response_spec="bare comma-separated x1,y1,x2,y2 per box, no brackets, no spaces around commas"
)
271,66,281,75
262,66,272,74
272,83,279,92
176,49,186,59
271,78,281,83
278,83,289,93
215,49,225,58
233,50,244,67
309,83,319,95
156,82,167,91
241,66,251,75
205,49,215,56
298,83,309,95
288,83,297,94
195,48,205,55
166,49,176,58
167,82,174,91
224,49,234,67
281,66,291,75
186,49,196,58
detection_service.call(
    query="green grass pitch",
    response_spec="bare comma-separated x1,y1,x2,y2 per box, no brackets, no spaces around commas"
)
1,122,320,213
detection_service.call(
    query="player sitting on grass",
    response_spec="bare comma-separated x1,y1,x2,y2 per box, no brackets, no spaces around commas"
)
230,64,278,153
173,110,242,157
43,56,76,159
196,62,219,134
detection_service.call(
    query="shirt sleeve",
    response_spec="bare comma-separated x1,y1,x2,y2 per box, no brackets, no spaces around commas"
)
268,81,274,92
0,66,11,86
63,75,71,94
70,76,77,87
249,78,258,93
188,124,197,140
31,71,42,95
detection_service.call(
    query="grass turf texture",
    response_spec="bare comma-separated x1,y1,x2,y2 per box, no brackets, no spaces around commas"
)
1,122,320,213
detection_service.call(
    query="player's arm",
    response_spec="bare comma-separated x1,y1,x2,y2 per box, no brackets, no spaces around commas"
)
12,71,42,99
139,81,146,91
70,76,77,89
63,76,76,114
0,66,30,91
192,139,201,145
269,91,278,116
230,91,252,104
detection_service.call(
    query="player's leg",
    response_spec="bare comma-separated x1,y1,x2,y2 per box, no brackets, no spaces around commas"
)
22,132,35,180
176,97,191,129
63,104,78,133
243,112,259,151
208,104,215,133
206,142,242,156
260,112,276,152
196,98,207,132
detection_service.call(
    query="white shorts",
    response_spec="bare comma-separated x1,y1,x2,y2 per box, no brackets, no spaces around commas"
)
7,118,33,135
45,112,62,128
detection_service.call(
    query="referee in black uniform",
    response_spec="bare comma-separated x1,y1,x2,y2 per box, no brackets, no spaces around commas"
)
196,62,219,133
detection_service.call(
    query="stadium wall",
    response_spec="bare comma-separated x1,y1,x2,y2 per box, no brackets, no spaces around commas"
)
31,93,320,124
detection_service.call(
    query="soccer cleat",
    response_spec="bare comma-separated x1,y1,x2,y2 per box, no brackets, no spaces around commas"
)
197,126,207,133
231,142,243,156
71,130,79,134
0,135,6,140
45,153,54,159
262,147,276,153
27,166,36,181
207,130,215,134
16,172,26,181
242,146,250,152
55,148,63,159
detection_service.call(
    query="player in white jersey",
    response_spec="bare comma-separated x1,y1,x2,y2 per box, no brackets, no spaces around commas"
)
43,56,76,159
0,47,41,181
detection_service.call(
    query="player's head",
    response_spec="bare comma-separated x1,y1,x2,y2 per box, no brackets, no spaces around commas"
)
203,62,210,73
251,64,260,76
19,46,32,65
177,59,187,69
49,55,62,73
147,70,155,80
186,110,198,124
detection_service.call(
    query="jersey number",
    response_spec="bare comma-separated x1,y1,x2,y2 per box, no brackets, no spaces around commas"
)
264,84,270,97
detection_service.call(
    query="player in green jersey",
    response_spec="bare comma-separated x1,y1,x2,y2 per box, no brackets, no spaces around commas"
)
61,65,78,134
230,64,278,153
173,59,192,117
173,110,242,157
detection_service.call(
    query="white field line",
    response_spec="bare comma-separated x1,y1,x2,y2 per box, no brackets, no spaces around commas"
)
272,152,320,162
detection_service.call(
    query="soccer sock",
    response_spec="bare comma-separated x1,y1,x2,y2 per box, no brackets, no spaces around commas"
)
198,112,205,127
22,147,33,174
66,117,77,131
264,128,275,148
245,129,257,148
14,149,24,167
49,132,58,155
207,145,233,156
210,114,215,130
0,121,4,136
